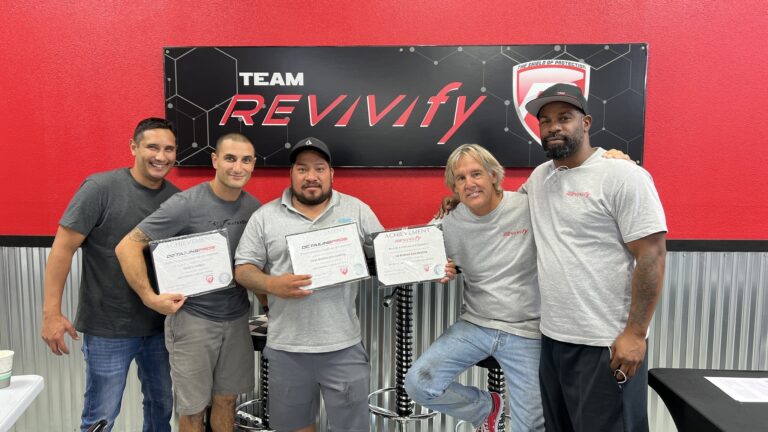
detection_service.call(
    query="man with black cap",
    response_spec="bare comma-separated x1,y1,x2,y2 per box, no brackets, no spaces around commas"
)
234,137,383,432
521,83,667,432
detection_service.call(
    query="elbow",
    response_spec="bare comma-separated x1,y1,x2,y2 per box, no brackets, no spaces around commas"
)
234,264,248,286
114,237,129,263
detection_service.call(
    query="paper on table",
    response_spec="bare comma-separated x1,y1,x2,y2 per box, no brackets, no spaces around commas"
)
705,377,768,402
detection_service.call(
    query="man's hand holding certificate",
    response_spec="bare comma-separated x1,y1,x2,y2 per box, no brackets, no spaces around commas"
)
150,229,234,297
286,223,370,290
373,225,454,286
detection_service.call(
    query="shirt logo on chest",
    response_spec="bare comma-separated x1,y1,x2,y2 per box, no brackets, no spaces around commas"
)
565,191,591,198
503,228,528,237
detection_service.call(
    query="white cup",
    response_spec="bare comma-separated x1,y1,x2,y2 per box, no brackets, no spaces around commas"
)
0,350,14,389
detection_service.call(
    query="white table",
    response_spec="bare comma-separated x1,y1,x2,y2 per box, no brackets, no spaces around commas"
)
0,375,44,432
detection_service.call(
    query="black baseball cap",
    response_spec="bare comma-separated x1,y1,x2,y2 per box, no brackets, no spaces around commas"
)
289,137,331,164
525,83,589,118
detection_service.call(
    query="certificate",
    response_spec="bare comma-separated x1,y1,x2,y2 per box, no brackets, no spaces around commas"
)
286,223,369,290
373,224,448,287
149,229,234,297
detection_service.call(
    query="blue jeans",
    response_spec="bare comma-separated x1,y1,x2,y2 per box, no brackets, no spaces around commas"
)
404,320,544,431
81,333,173,432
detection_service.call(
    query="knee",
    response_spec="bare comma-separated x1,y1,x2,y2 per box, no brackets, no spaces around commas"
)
212,394,237,409
404,364,438,404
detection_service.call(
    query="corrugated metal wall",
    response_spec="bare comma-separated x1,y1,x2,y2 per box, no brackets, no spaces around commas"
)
1,247,766,431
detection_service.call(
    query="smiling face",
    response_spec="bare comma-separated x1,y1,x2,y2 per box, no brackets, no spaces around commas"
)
290,149,334,207
130,128,177,188
451,153,501,216
211,138,256,191
538,101,591,160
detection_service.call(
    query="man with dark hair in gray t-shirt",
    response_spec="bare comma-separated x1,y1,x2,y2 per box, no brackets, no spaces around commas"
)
116,133,261,432
523,83,667,432
42,117,179,432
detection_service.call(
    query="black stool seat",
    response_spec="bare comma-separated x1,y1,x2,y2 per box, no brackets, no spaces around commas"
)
476,356,500,370
249,315,268,352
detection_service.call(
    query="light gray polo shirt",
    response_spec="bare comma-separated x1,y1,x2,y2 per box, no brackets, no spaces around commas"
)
521,147,667,346
234,188,383,353
440,191,541,339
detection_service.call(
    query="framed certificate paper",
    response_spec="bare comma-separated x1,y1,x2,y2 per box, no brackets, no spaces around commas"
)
286,223,370,290
149,229,233,297
373,224,448,287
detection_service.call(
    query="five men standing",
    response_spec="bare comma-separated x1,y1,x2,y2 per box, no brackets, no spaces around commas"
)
42,82,666,432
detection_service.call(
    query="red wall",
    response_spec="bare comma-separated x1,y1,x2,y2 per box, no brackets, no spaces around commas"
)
1,1,766,239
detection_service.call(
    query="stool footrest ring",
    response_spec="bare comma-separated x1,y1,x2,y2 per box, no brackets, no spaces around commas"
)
368,387,437,422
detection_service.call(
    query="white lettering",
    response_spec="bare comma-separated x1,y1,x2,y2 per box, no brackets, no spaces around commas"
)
239,72,305,87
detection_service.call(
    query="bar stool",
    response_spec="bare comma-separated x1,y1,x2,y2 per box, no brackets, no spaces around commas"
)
234,314,274,431
368,285,437,431
454,356,509,432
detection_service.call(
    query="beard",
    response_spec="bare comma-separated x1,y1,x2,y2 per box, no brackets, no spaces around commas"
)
542,131,582,160
292,184,332,206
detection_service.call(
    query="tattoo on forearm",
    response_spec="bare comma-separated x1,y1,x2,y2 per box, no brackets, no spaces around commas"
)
128,228,150,244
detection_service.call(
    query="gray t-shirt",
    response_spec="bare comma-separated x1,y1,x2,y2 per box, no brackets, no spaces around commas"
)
234,188,383,353
138,182,261,322
440,191,541,339
522,147,667,346
59,168,180,337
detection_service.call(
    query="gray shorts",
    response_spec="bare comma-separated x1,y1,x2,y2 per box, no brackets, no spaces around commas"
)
264,343,371,431
165,310,255,415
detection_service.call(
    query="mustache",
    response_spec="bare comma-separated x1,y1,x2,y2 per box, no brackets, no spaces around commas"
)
544,134,567,142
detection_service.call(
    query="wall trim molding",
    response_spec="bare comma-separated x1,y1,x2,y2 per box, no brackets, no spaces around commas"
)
2,236,767,252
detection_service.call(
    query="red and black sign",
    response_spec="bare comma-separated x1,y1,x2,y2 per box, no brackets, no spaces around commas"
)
163,45,647,167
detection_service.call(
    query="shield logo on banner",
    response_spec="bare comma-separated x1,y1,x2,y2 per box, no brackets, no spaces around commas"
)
512,60,590,144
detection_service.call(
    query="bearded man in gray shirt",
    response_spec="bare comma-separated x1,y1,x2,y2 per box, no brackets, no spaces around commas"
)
116,133,261,432
522,83,667,432
234,137,384,432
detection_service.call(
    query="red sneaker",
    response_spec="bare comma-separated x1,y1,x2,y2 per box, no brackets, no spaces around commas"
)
475,391,502,432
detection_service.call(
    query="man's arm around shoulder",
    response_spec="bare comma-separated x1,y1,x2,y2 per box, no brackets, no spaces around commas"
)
42,226,85,355
610,231,667,380
115,227,185,315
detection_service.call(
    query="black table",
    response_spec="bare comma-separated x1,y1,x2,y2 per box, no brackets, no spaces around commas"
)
649,368,768,432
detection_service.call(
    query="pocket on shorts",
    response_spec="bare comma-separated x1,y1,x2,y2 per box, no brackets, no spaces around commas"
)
274,383,316,406
344,375,370,406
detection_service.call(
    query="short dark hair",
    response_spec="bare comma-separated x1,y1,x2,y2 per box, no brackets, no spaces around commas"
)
215,133,253,153
133,118,175,143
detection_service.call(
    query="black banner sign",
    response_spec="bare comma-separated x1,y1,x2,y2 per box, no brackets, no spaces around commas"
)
164,45,647,167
